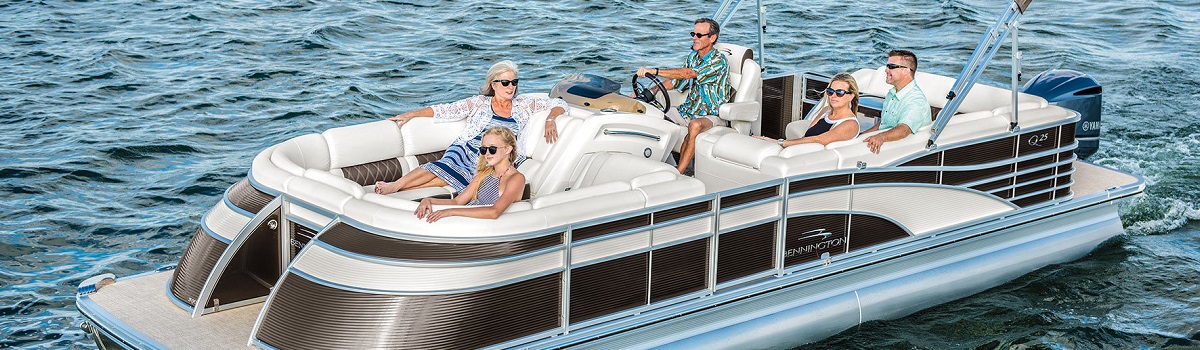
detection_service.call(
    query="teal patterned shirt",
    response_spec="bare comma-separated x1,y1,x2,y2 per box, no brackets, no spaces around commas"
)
880,82,932,134
675,48,731,118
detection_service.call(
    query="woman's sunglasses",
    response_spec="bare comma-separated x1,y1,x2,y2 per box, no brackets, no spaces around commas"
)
826,88,852,97
480,145,504,155
493,79,520,87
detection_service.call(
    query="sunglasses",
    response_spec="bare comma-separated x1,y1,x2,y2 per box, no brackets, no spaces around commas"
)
493,79,520,87
480,145,506,155
690,32,713,38
885,63,911,71
825,88,852,97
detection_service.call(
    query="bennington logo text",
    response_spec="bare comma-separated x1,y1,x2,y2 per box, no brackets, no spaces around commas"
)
784,229,845,258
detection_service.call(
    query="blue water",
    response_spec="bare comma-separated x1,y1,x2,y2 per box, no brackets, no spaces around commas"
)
2,0,1198,348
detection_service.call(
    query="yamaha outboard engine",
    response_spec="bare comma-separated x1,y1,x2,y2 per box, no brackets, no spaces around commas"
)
1022,70,1102,159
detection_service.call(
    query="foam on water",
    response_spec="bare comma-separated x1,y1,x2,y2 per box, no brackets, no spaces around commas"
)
1,0,1197,348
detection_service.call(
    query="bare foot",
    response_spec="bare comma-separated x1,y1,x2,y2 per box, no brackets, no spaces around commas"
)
375,181,401,195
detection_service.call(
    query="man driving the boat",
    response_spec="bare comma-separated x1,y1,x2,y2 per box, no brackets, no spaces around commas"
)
863,49,932,153
635,17,731,174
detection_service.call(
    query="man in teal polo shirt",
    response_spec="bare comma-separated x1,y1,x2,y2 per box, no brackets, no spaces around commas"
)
636,18,731,174
863,49,932,154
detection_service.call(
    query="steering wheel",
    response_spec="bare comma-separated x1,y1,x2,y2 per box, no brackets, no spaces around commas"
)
631,73,671,113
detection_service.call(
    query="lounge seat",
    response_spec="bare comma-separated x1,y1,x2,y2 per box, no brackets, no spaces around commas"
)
694,68,1073,192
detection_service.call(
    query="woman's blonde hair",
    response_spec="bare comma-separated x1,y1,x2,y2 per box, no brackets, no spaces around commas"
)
475,127,518,176
480,60,519,96
473,127,519,203
830,72,860,116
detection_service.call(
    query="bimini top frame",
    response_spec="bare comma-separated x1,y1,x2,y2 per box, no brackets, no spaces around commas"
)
928,0,1035,149
710,0,766,73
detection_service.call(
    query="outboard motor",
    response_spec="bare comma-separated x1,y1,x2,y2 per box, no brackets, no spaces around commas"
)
1022,70,1102,159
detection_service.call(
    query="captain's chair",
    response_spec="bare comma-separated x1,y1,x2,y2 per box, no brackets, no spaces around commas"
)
713,43,763,135
666,43,762,136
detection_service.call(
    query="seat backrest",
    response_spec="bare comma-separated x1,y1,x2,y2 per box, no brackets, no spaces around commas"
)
713,43,763,135
714,43,761,104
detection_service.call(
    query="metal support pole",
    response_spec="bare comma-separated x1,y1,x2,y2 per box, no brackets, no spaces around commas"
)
1010,19,1021,132
757,0,766,73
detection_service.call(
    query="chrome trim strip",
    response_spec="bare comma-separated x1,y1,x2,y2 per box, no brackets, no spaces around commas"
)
979,167,1077,196
776,186,790,275
571,224,654,246
561,226,573,335
716,270,778,290
652,210,716,229
195,296,268,315
717,216,781,235
1009,179,1075,202
198,214,233,245
717,195,783,213
649,233,709,249
285,214,322,233
245,168,283,197
164,276,196,311
336,212,568,244
603,128,662,140
278,193,338,222
708,196,721,295
955,157,1072,189
480,328,567,350
714,178,786,199
251,339,280,350
568,245,649,269
310,239,566,267
781,209,914,238
221,190,256,218
832,182,1019,210
286,265,564,296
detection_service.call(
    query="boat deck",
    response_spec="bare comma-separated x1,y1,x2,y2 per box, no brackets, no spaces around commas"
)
84,271,258,349
1069,161,1138,198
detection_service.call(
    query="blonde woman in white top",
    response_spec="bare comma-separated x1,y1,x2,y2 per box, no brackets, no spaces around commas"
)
757,72,860,147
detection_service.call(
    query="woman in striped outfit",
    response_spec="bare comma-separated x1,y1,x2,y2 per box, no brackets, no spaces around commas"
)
375,60,566,195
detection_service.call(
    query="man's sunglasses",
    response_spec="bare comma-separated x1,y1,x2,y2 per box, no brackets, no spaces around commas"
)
480,146,504,155
493,79,520,87
826,88,852,97
690,32,713,38
885,63,911,71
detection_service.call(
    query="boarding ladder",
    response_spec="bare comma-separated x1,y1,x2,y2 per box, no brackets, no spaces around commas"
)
927,0,1034,149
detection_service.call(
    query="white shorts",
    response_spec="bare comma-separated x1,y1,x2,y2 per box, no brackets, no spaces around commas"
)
665,107,727,128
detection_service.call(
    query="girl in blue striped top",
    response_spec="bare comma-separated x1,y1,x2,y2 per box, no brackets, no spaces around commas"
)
415,127,525,223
